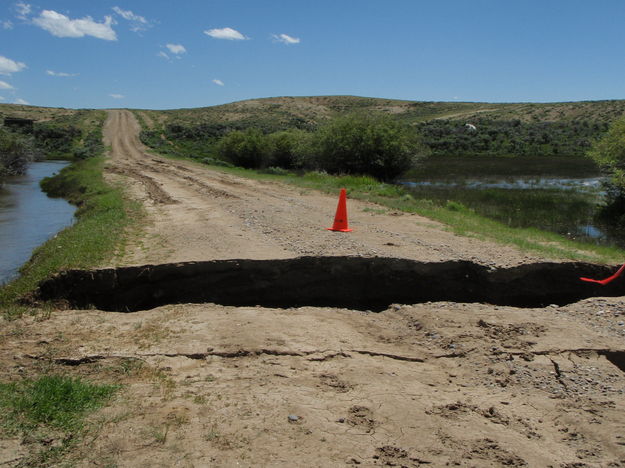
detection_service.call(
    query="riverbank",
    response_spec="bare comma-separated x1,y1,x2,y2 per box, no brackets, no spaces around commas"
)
0,161,75,285
0,156,140,319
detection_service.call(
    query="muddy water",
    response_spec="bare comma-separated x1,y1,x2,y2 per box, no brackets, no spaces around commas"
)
0,161,75,285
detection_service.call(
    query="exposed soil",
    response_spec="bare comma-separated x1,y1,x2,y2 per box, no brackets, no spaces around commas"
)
2,110,625,467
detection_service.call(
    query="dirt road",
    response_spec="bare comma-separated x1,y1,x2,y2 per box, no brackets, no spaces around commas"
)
2,110,625,467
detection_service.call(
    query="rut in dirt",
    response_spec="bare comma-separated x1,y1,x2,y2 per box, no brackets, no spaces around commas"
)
34,257,625,312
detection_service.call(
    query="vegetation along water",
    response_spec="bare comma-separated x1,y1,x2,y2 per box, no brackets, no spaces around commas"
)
401,155,625,248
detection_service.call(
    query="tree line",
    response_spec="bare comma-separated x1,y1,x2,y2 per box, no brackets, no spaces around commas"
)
143,114,612,184
143,113,430,182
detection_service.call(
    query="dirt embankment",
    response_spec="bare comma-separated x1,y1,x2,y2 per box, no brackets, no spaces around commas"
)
2,110,624,467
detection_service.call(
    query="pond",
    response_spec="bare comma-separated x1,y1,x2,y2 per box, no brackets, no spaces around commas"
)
401,156,625,249
0,161,75,285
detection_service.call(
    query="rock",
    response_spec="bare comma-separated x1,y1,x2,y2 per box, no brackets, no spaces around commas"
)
288,414,299,423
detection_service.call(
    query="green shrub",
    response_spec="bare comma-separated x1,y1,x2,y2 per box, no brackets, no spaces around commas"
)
266,129,311,169
217,128,270,169
312,113,429,181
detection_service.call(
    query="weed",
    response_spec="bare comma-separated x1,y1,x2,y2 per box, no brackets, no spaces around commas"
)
193,395,207,405
149,425,169,444
0,375,119,465
0,376,118,433
445,200,467,212
362,207,387,214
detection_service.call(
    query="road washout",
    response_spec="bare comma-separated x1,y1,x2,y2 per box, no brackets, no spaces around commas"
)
2,109,625,467
35,257,625,312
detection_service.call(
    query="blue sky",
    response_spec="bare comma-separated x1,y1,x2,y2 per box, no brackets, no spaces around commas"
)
1,1,624,109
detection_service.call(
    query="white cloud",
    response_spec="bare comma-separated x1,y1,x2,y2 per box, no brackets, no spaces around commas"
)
46,70,78,77
2,20,13,30
0,96,5,100
0,80,14,90
212,79,224,86
0,55,26,75
157,51,169,60
272,33,300,45
109,93,124,99
15,2,31,20
204,27,246,40
112,6,150,32
112,6,146,24
166,43,186,54
15,98,29,105
33,10,117,40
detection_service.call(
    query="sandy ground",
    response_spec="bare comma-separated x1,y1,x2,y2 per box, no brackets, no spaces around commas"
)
1,110,624,467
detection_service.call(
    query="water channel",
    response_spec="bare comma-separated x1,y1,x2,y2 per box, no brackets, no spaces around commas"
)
0,161,75,285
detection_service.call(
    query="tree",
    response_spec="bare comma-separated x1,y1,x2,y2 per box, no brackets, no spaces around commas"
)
312,113,429,181
0,128,38,178
588,117,625,225
589,117,625,188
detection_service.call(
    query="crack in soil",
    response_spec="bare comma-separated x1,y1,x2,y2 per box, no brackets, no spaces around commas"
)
23,348,426,365
23,348,623,370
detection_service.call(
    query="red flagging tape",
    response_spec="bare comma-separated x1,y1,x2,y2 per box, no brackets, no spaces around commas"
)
580,263,625,286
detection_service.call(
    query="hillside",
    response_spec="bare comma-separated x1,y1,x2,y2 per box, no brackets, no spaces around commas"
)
136,96,625,132
4,97,625,164
0,103,78,122
4,97,625,132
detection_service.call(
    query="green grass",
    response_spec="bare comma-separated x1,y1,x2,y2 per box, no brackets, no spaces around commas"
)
0,376,119,433
0,375,119,466
0,156,141,318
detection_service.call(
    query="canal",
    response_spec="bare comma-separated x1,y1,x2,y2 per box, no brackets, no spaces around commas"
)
0,161,75,285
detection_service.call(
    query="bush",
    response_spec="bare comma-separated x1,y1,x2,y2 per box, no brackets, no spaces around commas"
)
266,129,310,169
312,113,429,181
33,123,81,157
217,128,270,169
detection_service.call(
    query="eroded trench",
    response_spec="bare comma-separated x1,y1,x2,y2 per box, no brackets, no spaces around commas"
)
34,257,625,312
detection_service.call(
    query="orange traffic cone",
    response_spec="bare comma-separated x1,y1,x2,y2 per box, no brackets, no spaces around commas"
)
326,188,352,232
